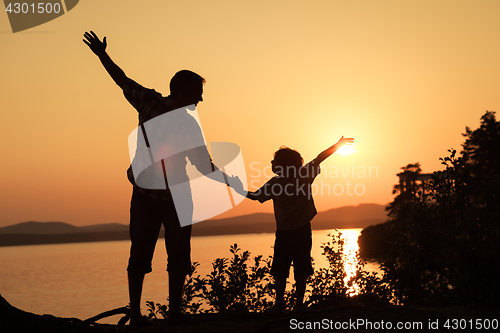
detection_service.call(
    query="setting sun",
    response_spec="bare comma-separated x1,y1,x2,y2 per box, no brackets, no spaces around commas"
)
336,144,356,155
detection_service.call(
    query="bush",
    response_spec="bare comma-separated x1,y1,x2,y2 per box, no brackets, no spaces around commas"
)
147,231,385,317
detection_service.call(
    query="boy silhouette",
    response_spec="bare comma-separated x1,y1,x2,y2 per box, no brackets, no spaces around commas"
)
246,136,354,312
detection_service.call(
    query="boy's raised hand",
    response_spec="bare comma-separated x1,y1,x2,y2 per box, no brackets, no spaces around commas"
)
336,136,354,148
314,135,354,165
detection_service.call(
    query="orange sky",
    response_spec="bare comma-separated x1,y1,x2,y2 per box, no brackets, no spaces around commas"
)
1,0,500,227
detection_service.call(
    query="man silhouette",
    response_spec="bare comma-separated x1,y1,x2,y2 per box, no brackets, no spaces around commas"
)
83,31,241,326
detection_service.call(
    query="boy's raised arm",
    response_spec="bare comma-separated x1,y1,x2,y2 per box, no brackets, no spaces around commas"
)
313,136,354,165
83,31,128,88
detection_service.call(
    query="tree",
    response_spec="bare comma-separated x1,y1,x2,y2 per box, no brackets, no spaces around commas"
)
378,111,500,306
461,111,500,211
462,111,500,173
385,162,421,220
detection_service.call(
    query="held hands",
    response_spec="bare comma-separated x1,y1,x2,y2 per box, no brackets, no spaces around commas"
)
228,176,247,196
83,31,107,57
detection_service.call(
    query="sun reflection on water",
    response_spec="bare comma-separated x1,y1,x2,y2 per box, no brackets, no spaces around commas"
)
340,230,361,296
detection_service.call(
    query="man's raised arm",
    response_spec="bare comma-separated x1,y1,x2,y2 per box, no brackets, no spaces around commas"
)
83,31,127,88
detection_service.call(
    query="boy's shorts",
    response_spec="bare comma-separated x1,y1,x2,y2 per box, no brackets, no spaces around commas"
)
270,222,314,278
127,187,192,275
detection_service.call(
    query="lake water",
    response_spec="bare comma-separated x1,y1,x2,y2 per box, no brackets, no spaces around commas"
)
0,229,379,324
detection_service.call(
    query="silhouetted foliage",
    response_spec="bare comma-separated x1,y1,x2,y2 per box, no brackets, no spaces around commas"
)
307,232,349,304
147,244,280,316
376,111,500,306
385,162,421,220
307,232,388,305
147,231,385,316
358,220,397,260
461,111,500,213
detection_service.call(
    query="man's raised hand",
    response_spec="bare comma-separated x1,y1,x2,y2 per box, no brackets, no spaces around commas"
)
83,31,107,57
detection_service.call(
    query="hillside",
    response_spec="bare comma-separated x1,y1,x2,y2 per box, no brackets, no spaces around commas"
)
192,203,388,236
0,204,388,246
0,221,81,235
0,221,128,235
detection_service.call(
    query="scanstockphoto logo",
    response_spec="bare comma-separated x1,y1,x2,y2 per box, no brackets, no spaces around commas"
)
128,105,247,227
3,0,79,33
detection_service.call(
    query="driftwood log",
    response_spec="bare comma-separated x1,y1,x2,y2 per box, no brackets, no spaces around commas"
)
0,294,131,332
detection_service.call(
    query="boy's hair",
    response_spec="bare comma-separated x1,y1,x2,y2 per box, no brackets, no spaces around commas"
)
170,70,206,95
273,146,304,168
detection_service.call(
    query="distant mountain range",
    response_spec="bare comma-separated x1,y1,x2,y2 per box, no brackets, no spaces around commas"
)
0,203,388,247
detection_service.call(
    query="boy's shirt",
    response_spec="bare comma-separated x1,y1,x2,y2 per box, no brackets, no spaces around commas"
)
252,161,321,230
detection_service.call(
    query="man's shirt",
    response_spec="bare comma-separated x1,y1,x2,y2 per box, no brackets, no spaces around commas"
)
123,79,211,199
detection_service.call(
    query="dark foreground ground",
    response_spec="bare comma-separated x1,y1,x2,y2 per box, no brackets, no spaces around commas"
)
1,294,498,333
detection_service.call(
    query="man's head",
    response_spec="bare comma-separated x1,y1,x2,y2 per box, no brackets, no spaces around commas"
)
170,70,205,108
272,146,304,176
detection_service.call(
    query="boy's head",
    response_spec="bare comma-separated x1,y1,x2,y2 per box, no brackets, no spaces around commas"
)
170,70,205,108
272,146,304,176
